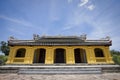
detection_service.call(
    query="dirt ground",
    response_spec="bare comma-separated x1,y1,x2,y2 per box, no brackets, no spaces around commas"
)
0,73,120,80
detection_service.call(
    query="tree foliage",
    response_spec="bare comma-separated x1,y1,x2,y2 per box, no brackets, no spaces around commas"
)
0,41,10,56
111,49,120,56
110,50,120,65
0,55,8,65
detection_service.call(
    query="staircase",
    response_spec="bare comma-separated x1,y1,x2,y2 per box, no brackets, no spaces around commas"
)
18,66,102,74
1,65,120,74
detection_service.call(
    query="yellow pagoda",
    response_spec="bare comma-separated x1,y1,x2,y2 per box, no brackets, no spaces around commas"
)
6,34,114,64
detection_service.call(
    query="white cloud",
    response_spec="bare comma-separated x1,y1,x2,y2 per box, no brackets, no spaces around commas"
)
78,0,95,11
0,15,43,37
67,0,73,3
63,11,90,30
78,0,89,7
87,17,120,50
62,7,120,50
0,15,34,27
49,0,60,22
87,4,95,10
63,25,74,30
8,28,25,35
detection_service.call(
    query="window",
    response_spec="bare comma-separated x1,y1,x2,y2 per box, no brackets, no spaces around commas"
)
94,48,104,57
15,48,26,57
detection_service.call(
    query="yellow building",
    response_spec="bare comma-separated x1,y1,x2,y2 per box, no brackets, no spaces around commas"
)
6,35,114,64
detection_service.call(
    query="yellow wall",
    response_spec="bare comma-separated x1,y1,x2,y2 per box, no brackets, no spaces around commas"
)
6,45,114,64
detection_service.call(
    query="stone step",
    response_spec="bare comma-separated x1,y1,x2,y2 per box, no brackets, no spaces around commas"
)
1,65,120,74
18,67,102,74
20,68,101,71
19,70,101,74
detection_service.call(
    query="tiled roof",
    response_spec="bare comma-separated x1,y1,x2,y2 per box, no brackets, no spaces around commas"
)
8,36,112,46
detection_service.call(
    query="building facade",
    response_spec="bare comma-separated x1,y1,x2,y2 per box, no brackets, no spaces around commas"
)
6,35,114,64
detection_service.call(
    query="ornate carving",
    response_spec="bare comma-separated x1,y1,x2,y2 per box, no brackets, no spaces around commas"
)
9,36,15,40
33,34,39,40
101,36,110,40
105,36,110,40
80,34,87,40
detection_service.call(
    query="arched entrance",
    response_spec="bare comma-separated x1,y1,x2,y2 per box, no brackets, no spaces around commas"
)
54,48,66,63
33,48,46,63
74,48,87,63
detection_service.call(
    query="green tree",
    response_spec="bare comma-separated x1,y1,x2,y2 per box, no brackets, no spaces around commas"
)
0,41,9,56
110,50,120,65
0,55,8,65
111,49,120,56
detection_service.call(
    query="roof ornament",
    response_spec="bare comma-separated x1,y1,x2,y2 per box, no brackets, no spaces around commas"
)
80,34,87,40
105,36,110,40
33,34,39,40
9,36,15,40
42,34,46,38
101,36,110,40
58,34,62,37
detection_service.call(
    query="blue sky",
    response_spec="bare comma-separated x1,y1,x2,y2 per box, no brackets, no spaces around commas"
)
0,0,120,51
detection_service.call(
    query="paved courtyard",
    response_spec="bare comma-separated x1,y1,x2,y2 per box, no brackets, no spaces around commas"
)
0,73,120,80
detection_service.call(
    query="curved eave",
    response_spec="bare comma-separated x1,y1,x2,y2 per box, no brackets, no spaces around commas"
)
8,39,112,46
8,42,111,46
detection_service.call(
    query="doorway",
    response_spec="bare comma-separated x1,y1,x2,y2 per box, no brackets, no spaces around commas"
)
33,48,46,63
54,48,66,63
74,48,87,63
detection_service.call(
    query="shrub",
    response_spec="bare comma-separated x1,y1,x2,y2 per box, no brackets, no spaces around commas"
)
0,55,8,65
0,59,3,65
112,55,120,65
117,56,120,65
